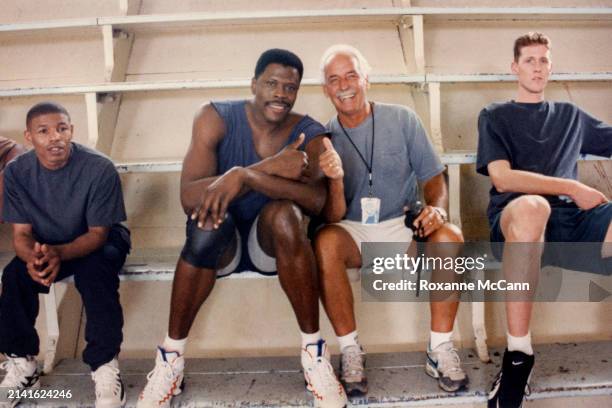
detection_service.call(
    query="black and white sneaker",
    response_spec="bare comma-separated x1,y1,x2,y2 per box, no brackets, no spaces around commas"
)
425,341,469,392
488,349,534,408
0,355,41,408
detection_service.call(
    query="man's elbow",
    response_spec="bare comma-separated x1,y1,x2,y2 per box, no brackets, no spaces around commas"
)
325,212,344,224
310,194,326,217
490,174,509,193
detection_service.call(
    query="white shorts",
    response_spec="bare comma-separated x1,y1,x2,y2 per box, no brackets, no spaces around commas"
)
218,214,309,276
334,215,414,254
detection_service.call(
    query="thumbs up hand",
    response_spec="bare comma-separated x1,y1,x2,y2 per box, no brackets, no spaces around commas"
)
319,137,344,180
266,133,309,180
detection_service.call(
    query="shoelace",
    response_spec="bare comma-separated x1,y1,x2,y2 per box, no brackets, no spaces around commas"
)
141,361,175,400
311,356,340,391
0,359,30,387
92,364,122,397
341,347,364,378
436,345,463,376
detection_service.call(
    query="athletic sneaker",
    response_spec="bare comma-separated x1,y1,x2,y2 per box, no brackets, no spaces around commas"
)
0,355,40,408
301,339,347,408
425,341,469,392
91,358,126,408
137,347,184,408
488,349,534,408
339,345,368,396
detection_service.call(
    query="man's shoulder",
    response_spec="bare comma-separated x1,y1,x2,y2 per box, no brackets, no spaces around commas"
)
291,112,325,131
209,99,247,118
481,101,514,116
375,101,413,114
549,100,580,113
72,143,116,173
374,102,421,124
5,149,36,175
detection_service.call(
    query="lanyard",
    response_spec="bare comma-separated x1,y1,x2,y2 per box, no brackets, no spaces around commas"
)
337,102,375,196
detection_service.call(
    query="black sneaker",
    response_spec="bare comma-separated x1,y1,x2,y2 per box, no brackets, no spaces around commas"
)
488,349,534,408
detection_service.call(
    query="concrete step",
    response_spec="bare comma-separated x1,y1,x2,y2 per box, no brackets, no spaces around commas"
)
4,342,611,407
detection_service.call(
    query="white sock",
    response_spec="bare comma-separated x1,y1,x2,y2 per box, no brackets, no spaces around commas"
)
163,334,187,355
301,330,322,348
430,330,453,350
507,331,533,355
337,331,359,352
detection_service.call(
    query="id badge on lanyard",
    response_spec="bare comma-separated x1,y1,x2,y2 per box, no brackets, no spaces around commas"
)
361,196,381,225
338,103,380,225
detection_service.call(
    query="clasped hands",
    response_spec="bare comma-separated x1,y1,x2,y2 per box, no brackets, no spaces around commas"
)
27,242,61,287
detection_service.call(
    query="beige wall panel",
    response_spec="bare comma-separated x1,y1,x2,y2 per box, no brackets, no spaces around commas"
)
124,22,408,82
111,85,421,162
0,95,90,145
120,172,185,248
114,280,448,358
0,29,105,88
484,302,612,348
441,82,612,153
98,280,612,358
414,0,612,6
425,21,612,74
141,0,395,14
0,1,123,23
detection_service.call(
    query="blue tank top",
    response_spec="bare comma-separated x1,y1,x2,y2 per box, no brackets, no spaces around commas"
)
211,100,325,225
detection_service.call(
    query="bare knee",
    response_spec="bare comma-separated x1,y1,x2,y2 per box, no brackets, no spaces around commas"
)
428,223,464,243
502,195,551,242
261,200,305,245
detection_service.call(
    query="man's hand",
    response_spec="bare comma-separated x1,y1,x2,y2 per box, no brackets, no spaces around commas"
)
569,181,609,210
26,242,61,287
319,137,344,180
37,244,61,286
192,166,245,229
412,205,446,238
264,133,309,180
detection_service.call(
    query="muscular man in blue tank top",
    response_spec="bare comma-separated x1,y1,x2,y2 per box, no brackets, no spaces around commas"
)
138,49,347,408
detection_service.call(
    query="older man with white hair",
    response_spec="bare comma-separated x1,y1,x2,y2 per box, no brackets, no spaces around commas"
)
315,44,468,396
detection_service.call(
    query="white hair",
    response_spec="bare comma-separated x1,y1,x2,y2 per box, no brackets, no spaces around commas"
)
319,44,372,83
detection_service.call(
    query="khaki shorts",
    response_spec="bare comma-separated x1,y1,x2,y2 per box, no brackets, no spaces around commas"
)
334,215,413,254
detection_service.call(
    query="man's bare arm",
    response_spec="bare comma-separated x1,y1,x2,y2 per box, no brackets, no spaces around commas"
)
423,172,448,210
53,226,110,261
0,144,28,221
179,104,228,214
180,104,308,215
488,159,608,210
319,137,346,223
12,223,38,264
413,172,449,237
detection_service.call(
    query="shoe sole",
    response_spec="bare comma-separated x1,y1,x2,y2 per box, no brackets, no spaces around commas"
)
136,376,184,408
340,379,368,397
304,378,347,408
425,359,468,392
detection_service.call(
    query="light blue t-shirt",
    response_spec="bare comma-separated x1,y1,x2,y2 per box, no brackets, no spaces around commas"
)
327,102,444,222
